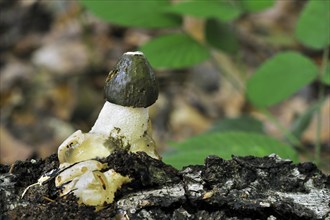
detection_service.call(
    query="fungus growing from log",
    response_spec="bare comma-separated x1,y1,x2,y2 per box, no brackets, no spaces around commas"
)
27,51,160,207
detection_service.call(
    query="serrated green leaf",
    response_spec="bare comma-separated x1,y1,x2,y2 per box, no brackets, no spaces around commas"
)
205,19,239,54
239,0,275,12
290,99,326,140
295,0,330,49
321,63,330,85
140,33,210,69
168,0,242,22
208,115,264,133
79,0,181,28
163,131,298,169
246,52,318,108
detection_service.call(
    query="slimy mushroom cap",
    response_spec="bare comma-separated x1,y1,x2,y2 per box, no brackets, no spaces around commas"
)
104,51,159,108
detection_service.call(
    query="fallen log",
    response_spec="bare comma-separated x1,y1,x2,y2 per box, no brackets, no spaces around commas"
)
1,151,329,219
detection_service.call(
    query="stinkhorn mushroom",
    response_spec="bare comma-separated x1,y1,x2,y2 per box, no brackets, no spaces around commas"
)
58,51,160,166
32,51,160,207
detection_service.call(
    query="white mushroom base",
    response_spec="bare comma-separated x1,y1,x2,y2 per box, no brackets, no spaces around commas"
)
55,160,131,206
54,101,159,206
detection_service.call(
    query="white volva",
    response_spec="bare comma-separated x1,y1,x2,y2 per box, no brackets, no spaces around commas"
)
55,100,156,207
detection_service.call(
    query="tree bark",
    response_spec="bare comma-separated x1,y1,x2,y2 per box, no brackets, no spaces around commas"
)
1,151,329,219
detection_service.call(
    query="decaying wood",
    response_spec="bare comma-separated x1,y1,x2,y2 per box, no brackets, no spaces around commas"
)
1,151,329,219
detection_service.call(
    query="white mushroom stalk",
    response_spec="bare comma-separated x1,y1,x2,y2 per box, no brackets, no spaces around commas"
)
45,51,160,207
90,101,149,143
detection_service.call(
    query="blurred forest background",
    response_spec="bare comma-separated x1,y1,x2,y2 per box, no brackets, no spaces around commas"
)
0,0,329,173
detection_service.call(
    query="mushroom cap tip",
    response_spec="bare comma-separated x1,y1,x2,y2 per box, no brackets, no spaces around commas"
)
124,51,144,56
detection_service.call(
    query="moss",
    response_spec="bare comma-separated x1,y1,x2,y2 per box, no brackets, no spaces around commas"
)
103,128,130,151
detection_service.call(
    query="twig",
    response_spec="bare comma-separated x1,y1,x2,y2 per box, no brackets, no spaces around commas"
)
315,46,329,165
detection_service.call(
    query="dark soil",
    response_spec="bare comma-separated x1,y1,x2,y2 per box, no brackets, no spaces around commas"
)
1,151,329,220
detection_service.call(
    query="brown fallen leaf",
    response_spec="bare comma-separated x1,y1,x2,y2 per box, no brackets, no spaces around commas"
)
0,126,33,164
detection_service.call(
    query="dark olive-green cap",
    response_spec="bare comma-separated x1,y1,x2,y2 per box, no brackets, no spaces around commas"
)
104,51,159,108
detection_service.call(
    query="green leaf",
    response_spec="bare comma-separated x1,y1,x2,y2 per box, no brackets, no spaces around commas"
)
79,0,181,28
290,99,326,140
140,33,210,69
321,63,330,85
295,0,330,49
246,52,318,108
205,19,239,54
239,0,275,12
168,0,242,22
163,131,298,169
208,115,264,134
